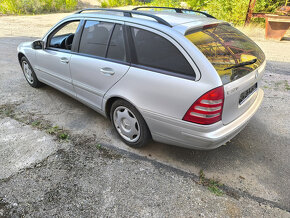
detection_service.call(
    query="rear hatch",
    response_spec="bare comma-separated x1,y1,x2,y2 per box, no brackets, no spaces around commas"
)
185,23,265,124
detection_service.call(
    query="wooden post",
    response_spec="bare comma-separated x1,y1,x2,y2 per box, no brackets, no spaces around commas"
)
244,0,257,26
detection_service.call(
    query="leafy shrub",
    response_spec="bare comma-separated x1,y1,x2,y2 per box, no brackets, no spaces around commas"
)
204,0,249,25
0,0,78,14
138,0,288,25
254,0,287,13
184,0,207,10
146,0,180,7
101,0,139,7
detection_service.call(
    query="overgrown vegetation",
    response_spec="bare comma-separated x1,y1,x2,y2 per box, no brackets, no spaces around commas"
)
0,0,78,15
100,0,288,25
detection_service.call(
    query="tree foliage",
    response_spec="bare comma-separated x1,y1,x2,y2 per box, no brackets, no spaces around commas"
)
143,0,288,25
0,0,78,14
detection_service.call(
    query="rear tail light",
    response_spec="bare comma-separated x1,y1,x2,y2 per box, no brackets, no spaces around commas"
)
183,86,224,125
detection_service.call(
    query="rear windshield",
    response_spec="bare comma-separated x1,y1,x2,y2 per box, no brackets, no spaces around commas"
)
185,24,265,84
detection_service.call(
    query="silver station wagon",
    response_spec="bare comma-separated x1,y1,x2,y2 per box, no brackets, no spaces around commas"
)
17,7,266,149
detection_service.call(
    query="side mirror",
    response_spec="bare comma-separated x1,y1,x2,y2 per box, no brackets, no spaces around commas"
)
32,40,44,50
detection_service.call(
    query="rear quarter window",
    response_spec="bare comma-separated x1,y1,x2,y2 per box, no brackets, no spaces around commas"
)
131,27,195,78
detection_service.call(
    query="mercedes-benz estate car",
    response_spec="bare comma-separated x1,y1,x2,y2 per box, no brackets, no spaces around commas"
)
17,7,266,149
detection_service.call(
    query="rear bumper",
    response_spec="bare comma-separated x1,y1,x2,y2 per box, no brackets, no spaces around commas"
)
142,88,264,150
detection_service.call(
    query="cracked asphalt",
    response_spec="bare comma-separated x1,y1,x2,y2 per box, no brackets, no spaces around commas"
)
0,13,290,217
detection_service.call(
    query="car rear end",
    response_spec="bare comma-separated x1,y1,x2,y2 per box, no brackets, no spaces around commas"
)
175,22,266,149
185,23,265,123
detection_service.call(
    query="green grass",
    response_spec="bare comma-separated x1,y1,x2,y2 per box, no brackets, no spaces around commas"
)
47,126,60,134
31,120,41,127
46,125,69,140
199,170,224,196
208,179,224,196
284,80,290,91
0,0,78,15
58,132,69,140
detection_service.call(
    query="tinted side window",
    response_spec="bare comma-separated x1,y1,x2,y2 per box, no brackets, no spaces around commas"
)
131,28,194,77
79,21,114,57
107,25,126,62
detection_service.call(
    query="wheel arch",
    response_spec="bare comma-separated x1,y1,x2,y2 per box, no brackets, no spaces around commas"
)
104,96,121,119
18,52,25,65
104,96,150,131
104,96,141,120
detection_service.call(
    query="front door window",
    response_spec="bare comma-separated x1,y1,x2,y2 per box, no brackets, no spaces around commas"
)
48,21,80,50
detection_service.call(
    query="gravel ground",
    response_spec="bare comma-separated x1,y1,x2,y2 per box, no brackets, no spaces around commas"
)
0,12,290,217
0,117,289,217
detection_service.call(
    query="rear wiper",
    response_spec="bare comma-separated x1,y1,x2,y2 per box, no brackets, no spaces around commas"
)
224,59,257,70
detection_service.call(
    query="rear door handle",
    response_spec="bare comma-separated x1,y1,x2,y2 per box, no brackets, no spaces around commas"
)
100,67,115,76
60,57,69,64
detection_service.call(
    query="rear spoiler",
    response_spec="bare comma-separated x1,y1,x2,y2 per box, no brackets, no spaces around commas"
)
184,22,228,35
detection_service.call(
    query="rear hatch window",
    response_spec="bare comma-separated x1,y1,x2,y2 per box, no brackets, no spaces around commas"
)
185,24,265,84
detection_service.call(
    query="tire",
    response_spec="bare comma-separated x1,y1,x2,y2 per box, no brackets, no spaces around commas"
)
21,56,43,88
110,99,151,148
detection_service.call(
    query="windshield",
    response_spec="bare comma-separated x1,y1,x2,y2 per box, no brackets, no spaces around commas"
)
185,24,265,84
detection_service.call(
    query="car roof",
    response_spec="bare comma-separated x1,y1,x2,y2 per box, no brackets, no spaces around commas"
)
65,10,224,35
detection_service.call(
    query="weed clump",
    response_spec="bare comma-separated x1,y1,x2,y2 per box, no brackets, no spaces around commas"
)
199,170,224,196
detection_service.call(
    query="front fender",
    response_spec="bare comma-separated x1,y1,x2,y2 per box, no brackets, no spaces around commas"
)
17,41,36,66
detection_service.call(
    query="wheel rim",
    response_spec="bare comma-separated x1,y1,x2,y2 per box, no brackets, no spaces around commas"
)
113,106,141,143
22,61,34,84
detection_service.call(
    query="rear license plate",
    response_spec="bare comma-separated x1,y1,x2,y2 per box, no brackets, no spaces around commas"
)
239,83,257,104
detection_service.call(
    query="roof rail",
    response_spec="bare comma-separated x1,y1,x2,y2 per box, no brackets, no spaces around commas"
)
75,8,172,27
133,6,216,19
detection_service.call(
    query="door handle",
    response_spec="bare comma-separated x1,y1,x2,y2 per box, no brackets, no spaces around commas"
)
100,67,115,76
60,57,69,64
